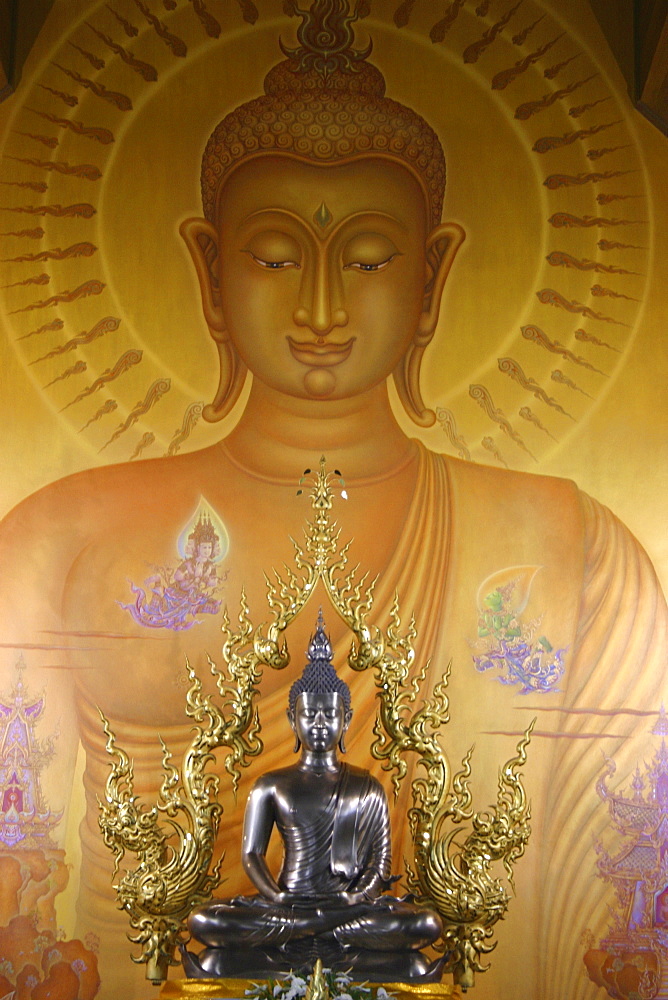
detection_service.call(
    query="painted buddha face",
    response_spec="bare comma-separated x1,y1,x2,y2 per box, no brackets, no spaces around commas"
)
185,153,460,407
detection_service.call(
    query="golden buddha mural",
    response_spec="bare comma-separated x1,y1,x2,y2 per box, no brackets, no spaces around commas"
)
0,2,666,999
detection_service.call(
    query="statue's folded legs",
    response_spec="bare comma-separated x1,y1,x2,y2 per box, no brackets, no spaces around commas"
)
188,896,442,951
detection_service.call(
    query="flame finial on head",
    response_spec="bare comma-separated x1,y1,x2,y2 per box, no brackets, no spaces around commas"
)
281,0,372,77
288,609,351,713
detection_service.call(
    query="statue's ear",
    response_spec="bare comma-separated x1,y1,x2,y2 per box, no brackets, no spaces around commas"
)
286,708,300,754
418,222,466,339
339,709,352,754
179,217,226,340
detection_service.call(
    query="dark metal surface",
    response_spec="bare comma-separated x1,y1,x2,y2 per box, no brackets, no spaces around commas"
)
186,691,442,981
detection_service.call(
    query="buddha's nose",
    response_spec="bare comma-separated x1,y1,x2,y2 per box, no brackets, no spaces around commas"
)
293,258,348,336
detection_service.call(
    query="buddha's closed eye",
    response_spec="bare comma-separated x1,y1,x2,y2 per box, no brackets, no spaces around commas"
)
343,255,398,272
342,233,401,273
244,231,301,269
248,253,300,270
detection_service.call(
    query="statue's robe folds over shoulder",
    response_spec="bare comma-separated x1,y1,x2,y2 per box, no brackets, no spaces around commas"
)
0,441,665,1000
276,763,391,898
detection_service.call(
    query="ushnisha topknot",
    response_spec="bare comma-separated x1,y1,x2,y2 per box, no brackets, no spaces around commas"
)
289,609,351,715
200,0,446,227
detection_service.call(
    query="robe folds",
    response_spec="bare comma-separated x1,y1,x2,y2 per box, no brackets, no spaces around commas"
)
277,764,391,895
1,440,664,1000
188,763,402,950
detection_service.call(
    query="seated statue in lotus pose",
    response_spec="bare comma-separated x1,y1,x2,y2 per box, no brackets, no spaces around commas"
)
185,615,443,981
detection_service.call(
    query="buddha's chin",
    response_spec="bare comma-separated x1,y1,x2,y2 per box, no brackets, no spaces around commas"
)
303,368,336,398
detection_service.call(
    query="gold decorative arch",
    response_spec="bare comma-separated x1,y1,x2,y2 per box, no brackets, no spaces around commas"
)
98,459,533,991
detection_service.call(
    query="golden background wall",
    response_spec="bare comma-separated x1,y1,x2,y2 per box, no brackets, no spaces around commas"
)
1,1,666,575
0,1,665,998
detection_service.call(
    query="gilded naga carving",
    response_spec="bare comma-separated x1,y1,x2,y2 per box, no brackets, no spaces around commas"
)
98,459,533,990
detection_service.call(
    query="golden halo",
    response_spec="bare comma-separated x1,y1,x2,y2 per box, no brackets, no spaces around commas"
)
0,0,649,469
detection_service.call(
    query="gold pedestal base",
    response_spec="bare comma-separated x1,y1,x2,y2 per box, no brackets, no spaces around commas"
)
157,981,254,999
153,980,463,1000
382,984,463,1000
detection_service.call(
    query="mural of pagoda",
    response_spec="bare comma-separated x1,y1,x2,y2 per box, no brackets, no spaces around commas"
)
0,654,101,998
0,653,61,848
584,707,668,1000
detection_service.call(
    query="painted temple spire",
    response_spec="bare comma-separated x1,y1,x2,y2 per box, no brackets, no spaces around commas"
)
0,654,61,848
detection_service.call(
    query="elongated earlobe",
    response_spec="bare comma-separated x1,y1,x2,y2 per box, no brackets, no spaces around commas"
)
203,342,247,423
393,222,465,427
287,709,300,753
339,709,352,754
393,344,434,427
180,216,248,423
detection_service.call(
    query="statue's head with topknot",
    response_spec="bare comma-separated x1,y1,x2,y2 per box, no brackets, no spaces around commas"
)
289,609,351,716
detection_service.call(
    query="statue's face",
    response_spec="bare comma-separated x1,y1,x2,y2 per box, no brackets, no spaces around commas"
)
214,155,429,401
292,691,349,753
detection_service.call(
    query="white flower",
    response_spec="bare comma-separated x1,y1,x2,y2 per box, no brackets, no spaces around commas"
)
337,992,354,1000
284,978,307,1000
376,988,391,999
274,984,284,996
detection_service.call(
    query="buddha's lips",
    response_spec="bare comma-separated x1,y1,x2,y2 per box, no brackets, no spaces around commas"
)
287,336,355,366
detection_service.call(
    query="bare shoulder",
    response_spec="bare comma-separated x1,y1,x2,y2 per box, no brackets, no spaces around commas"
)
253,763,299,787
247,766,298,807
0,446,222,557
0,447,230,629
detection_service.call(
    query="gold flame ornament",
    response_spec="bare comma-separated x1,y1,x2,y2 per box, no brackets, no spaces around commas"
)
98,458,534,990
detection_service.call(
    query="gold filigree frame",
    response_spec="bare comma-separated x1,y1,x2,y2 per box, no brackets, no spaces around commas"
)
98,459,533,989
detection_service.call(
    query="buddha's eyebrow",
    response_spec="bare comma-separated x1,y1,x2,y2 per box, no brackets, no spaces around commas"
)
241,207,408,231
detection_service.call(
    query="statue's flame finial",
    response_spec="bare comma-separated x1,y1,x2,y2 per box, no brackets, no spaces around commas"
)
289,607,351,714
281,0,372,76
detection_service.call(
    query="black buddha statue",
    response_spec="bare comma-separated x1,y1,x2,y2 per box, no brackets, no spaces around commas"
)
183,613,444,982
